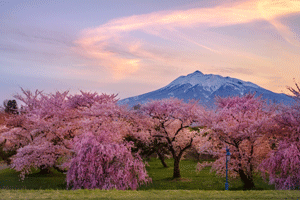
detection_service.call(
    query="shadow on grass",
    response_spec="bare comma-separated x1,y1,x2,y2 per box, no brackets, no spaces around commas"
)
0,168,67,190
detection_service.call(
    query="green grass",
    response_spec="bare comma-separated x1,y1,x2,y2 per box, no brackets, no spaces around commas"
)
138,158,275,190
0,190,300,199
0,158,274,190
0,168,66,190
1,159,299,199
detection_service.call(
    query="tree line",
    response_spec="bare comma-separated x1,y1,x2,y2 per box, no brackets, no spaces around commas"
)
0,84,299,190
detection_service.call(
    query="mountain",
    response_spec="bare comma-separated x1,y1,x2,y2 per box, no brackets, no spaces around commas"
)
119,70,295,107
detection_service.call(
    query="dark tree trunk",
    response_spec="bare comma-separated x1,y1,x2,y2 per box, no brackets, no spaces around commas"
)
239,169,255,190
170,138,193,179
173,157,181,178
157,150,168,168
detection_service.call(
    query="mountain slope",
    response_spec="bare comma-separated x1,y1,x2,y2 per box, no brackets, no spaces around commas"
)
119,71,294,107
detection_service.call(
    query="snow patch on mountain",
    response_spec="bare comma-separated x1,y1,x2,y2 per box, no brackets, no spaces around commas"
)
119,70,294,107
163,70,259,93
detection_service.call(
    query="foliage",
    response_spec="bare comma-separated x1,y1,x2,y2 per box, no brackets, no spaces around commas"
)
260,141,300,190
0,88,135,179
287,79,300,101
260,82,300,190
66,134,151,190
125,134,170,167
1,89,90,176
2,85,300,191
3,100,18,115
198,94,275,189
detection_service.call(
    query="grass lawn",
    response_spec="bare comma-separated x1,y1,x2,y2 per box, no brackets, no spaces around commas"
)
139,158,274,190
0,167,67,190
1,190,300,200
0,158,299,199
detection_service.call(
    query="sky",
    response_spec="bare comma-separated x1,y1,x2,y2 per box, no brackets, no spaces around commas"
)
1,0,300,105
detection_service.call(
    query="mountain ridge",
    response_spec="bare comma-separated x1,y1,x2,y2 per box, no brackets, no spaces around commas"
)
119,71,294,107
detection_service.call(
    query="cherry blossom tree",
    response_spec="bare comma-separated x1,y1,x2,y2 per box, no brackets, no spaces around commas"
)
123,103,171,168
287,80,300,101
260,83,300,190
66,133,151,190
0,88,133,178
138,98,204,178
198,94,275,189
2,89,93,176
1,88,151,189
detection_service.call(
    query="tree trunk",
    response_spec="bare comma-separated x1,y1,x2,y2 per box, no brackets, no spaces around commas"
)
157,150,168,168
173,157,181,178
239,169,255,190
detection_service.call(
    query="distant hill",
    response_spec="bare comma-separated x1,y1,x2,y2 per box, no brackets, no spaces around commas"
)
119,70,295,107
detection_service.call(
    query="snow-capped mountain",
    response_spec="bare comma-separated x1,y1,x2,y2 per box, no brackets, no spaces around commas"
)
119,71,295,107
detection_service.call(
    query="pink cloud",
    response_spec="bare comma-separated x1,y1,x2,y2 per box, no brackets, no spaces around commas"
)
73,0,300,80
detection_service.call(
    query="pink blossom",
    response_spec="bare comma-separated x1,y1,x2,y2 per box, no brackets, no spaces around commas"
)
67,134,151,190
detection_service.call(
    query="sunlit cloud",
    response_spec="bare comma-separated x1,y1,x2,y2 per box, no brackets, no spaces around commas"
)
74,0,300,79
257,0,300,47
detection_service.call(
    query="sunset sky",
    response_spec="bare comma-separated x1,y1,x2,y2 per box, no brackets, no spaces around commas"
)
1,0,300,104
